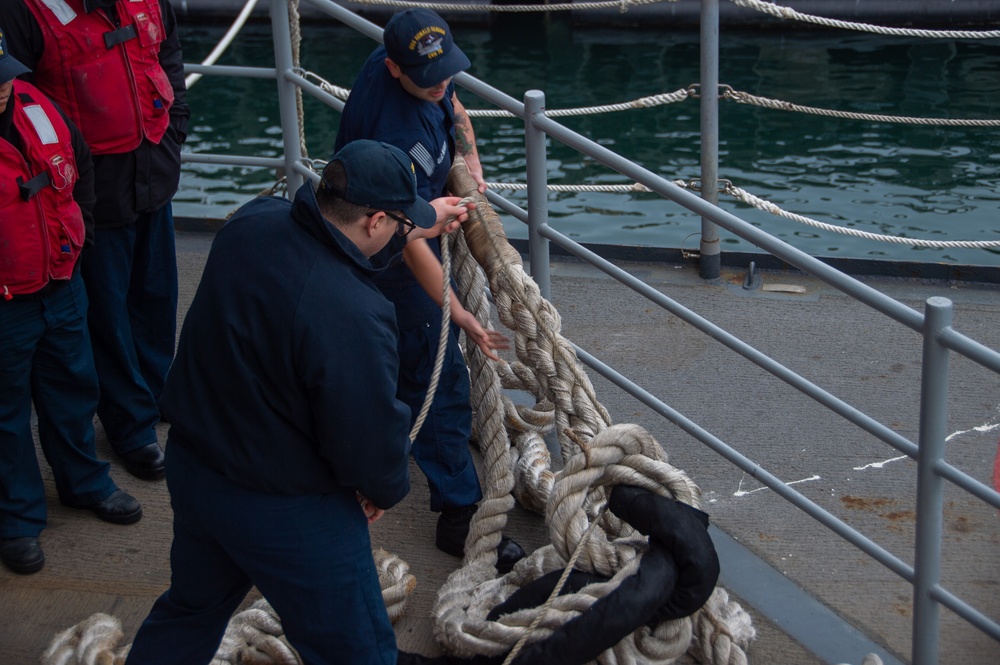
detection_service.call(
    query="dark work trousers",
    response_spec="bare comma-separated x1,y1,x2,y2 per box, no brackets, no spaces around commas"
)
0,272,118,538
125,441,397,665
80,204,178,454
397,318,483,513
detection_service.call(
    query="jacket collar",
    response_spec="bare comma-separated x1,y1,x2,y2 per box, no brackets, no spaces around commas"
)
290,181,377,274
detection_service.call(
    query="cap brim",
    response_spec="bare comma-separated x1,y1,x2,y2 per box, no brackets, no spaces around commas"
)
0,58,30,84
403,195,437,229
403,45,471,88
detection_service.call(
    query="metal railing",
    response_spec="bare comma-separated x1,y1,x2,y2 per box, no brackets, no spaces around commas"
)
180,1,1000,663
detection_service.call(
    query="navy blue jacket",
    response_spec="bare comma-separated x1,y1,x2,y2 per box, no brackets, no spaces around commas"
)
160,183,411,509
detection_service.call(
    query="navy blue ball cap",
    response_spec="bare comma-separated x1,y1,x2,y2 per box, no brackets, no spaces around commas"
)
320,140,436,229
383,8,471,88
0,27,30,84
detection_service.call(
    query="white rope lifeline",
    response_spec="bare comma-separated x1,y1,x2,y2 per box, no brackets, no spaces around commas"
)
723,87,1000,127
725,183,1000,249
733,0,1000,39
308,73,691,119
310,70,999,128
487,180,1000,250
469,88,693,118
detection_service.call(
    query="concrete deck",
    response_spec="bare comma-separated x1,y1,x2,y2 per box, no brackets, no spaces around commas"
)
2,230,999,664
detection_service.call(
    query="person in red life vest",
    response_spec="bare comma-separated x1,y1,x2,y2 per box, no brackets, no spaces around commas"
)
0,0,190,481
0,28,143,576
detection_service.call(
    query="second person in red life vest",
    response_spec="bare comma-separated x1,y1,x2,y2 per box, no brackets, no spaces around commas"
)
0,0,190,481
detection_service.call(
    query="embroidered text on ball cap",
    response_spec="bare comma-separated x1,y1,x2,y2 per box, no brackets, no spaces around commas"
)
410,27,446,60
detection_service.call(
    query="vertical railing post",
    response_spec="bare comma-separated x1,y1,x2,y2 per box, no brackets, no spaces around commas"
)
524,89,551,300
269,0,305,194
699,0,721,280
912,296,952,665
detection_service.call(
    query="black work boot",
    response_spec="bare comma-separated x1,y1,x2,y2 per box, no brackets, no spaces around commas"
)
0,537,45,574
435,504,526,573
435,504,477,557
495,536,526,575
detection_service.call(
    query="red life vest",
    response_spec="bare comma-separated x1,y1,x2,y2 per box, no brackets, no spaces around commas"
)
24,0,173,155
0,80,84,299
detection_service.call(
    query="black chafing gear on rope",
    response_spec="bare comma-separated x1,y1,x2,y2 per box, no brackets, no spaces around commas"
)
398,485,720,665
501,485,719,665
607,484,720,621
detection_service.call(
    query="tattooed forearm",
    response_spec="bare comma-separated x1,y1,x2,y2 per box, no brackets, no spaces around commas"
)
454,111,475,156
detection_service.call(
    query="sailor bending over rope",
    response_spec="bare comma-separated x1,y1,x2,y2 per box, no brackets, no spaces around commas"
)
122,140,473,665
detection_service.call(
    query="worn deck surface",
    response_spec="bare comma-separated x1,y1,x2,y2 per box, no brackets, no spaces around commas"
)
2,231,999,664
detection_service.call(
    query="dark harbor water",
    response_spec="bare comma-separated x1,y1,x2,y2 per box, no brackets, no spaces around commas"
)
176,16,1000,265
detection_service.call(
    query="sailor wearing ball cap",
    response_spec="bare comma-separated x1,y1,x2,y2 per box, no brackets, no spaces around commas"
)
335,9,526,573
123,140,474,665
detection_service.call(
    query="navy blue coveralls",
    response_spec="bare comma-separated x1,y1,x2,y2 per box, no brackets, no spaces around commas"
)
335,46,484,513
124,183,411,665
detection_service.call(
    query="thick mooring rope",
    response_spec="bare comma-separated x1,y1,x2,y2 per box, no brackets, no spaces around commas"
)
42,160,904,665
430,160,755,664
37,161,749,664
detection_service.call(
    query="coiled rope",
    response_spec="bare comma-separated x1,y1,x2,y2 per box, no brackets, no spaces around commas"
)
40,550,416,665
431,159,756,665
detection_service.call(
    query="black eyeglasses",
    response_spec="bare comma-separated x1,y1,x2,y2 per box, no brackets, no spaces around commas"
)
370,210,417,237
386,210,417,237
